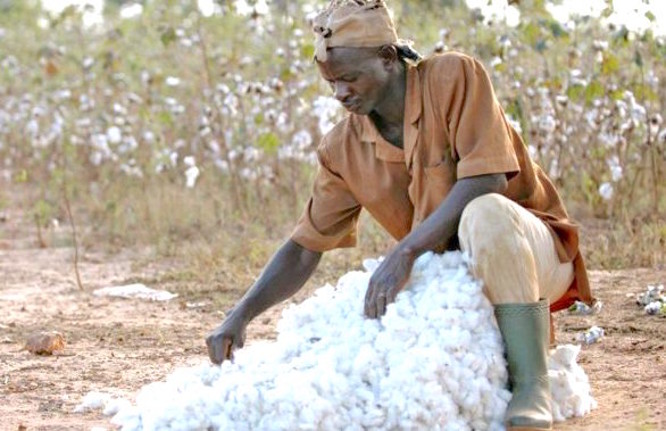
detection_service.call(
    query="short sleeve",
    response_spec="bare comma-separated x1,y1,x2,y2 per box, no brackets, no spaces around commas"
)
434,55,520,180
290,143,362,252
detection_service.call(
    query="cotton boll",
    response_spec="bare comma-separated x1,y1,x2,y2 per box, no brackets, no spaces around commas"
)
598,182,613,200
185,165,200,188
107,126,122,144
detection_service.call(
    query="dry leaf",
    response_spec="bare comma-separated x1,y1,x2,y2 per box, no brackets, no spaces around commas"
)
24,331,66,355
45,60,58,76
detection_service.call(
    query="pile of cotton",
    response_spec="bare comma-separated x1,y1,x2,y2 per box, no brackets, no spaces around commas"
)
88,251,594,431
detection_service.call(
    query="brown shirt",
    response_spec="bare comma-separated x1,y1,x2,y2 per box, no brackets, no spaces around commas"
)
291,52,592,312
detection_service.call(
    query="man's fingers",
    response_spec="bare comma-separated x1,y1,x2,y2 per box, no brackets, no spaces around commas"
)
366,296,376,318
387,288,398,305
364,284,375,317
376,294,386,317
210,344,222,364
223,338,233,361
206,336,233,364
206,339,216,363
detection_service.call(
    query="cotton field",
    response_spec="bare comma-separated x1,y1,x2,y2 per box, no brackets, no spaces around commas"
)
0,0,663,233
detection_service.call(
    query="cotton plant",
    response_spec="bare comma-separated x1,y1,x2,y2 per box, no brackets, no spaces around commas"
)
78,251,596,431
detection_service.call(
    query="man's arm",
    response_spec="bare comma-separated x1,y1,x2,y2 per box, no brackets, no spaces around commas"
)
364,173,508,318
206,239,322,363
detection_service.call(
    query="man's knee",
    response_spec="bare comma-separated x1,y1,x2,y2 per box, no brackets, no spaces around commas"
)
459,193,539,303
459,193,519,251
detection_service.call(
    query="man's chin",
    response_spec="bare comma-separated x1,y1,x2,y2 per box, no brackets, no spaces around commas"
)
347,104,370,116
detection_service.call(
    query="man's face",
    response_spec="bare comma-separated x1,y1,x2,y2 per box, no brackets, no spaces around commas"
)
316,47,392,116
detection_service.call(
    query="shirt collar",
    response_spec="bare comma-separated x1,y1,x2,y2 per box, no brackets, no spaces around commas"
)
358,116,404,162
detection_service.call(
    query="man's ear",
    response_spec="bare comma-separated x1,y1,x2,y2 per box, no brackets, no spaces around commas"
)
377,45,398,69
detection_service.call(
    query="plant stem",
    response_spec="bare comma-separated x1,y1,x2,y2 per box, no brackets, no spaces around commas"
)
60,126,84,291
63,175,84,290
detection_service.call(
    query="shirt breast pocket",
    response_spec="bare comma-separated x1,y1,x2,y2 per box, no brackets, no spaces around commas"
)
423,160,456,209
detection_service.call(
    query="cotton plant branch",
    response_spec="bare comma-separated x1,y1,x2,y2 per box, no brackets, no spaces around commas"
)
59,118,84,291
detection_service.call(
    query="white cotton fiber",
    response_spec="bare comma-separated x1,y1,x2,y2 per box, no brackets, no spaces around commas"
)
73,391,112,413
97,251,593,430
548,344,597,421
92,284,177,301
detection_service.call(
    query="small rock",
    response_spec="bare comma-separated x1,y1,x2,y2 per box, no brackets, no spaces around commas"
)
24,331,66,355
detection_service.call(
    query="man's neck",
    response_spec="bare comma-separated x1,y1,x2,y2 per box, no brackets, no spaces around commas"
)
371,63,407,127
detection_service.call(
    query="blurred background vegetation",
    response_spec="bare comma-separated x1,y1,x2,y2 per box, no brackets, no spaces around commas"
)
0,0,663,289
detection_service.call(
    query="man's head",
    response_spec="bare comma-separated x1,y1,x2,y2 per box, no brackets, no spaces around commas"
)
312,0,419,114
316,45,399,115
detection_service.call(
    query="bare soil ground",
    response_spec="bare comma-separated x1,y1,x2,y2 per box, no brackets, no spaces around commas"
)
0,211,664,431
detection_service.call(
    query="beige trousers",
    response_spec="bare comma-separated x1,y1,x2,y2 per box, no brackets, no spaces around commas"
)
458,194,574,305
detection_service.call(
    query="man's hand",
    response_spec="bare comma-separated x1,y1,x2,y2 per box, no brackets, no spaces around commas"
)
205,310,247,364
364,246,416,318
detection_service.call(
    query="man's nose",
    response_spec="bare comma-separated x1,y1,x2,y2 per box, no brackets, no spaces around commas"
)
334,82,351,103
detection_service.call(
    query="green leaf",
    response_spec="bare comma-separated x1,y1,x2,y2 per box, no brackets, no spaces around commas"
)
521,22,541,47
15,169,28,183
584,80,604,104
160,26,177,47
300,43,315,60
32,199,53,225
549,20,567,39
493,62,507,72
601,53,619,75
632,83,657,102
157,110,173,126
609,89,624,101
566,83,585,102
256,132,280,154
279,67,294,82
645,11,656,22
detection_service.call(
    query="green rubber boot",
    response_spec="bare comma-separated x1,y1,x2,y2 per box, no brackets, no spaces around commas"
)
495,299,553,431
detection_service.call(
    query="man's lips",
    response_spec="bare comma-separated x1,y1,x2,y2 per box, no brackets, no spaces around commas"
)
343,100,360,112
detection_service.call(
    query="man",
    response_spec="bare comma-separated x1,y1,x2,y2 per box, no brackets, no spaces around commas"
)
206,1,593,430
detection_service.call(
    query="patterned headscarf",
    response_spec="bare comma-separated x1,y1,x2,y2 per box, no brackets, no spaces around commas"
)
312,0,402,62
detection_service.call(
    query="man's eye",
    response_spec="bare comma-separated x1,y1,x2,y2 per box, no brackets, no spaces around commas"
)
340,76,357,82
